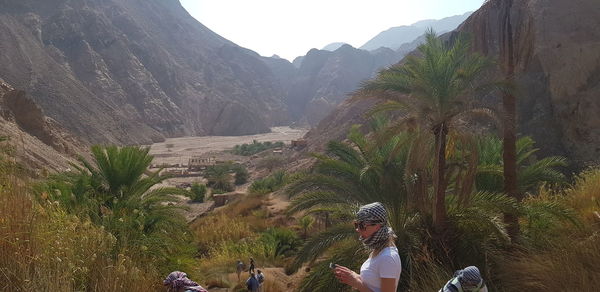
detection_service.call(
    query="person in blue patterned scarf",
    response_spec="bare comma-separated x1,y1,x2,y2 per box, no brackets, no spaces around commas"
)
439,266,489,292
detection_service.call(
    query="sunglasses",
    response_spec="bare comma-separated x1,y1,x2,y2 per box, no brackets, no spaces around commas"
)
461,278,484,292
353,221,378,230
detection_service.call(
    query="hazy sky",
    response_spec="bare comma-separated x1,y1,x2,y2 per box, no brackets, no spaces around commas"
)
180,0,486,61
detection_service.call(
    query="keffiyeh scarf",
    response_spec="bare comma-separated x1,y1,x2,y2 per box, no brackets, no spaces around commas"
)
163,271,208,292
356,202,396,251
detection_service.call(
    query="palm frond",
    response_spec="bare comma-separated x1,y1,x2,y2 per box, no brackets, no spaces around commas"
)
287,191,357,215
290,225,358,270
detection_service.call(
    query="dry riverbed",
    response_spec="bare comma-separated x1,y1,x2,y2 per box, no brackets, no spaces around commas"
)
148,127,307,221
148,126,308,166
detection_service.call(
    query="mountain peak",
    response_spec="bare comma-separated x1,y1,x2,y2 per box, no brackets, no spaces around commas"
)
359,12,472,51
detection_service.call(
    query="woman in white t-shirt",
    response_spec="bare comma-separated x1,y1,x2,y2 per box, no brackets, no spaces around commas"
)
334,202,402,292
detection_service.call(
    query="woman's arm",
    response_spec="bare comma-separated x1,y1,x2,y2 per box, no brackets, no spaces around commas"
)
333,266,373,292
380,278,396,292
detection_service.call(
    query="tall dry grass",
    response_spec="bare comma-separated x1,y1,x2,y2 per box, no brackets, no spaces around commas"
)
0,174,161,291
191,213,255,251
497,236,600,291
564,168,600,226
495,168,600,291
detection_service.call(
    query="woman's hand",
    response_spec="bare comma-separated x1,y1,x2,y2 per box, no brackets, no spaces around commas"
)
333,265,364,290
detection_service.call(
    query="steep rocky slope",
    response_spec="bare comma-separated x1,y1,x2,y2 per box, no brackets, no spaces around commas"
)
0,79,84,173
264,45,404,126
0,0,287,145
262,13,472,127
304,0,600,168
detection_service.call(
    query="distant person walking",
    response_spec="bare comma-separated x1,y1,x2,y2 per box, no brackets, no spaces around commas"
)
246,272,259,292
439,266,488,292
236,259,245,282
256,269,265,292
163,271,208,292
249,257,256,274
333,202,401,292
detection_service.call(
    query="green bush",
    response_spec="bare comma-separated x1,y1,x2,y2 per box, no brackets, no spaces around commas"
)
259,227,301,258
249,171,287,194
205,164,234,192
191,183,207,202
231,140,285,156
212,188,227,195
234,166,249,185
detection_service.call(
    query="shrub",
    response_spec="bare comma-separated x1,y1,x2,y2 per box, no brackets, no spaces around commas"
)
258,155,285,172
191,183,207,202
249,171,287,194
205,164,235,192
259,228,301,258
234,166,249,185
231,140,285,156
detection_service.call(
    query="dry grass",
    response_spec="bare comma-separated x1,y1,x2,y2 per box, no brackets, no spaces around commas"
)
496,236,600,291
564,168,600,226
226,195,265,217
191,213,255,251
406,257,452,292
191,193,299,288
495,169,600,291
0,175,161,291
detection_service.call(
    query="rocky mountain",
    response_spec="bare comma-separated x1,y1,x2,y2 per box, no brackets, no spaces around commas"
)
304,0,600,168
359,12,472,51
262,13,473,126
0,78,85,173
0,0,288,145
263,44,404,126
321,42,348,51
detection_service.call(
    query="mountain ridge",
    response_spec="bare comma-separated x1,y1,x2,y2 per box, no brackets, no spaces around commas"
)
303,0,600,168
0,0,288,145
359,12,472,51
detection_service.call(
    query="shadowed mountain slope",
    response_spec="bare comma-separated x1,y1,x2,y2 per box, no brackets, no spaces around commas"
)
304,0,600,168
263,45,404,126
0,0,287,144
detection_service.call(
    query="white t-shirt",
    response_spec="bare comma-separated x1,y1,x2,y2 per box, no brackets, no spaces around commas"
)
360,246,402,292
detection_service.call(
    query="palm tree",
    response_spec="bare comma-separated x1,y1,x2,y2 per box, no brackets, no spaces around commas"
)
41,145,191,260
476,136,567,194
359,30,494,234
286,120,417,250
298,215,315,239
286,122,515,291
204,164,234,192
498,0,520,240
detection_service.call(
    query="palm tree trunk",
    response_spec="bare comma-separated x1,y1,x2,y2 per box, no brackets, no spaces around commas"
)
501,0,521,241
433,123,449,234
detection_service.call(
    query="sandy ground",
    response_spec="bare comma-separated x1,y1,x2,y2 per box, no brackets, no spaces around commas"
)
214,266,308,292
149,126,307,223
148,126,308,166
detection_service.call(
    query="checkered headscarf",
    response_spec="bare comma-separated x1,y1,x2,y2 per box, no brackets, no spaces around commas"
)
163,271,208,292
458,266,484,290
356,202,396,251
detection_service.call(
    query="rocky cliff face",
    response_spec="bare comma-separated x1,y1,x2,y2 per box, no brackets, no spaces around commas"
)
458,0,600,167
305,0,600,168
264,45,404,126
0,0,288,144
0,79,85,173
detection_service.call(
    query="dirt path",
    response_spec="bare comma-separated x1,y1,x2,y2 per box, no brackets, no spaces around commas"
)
214,266,307,292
